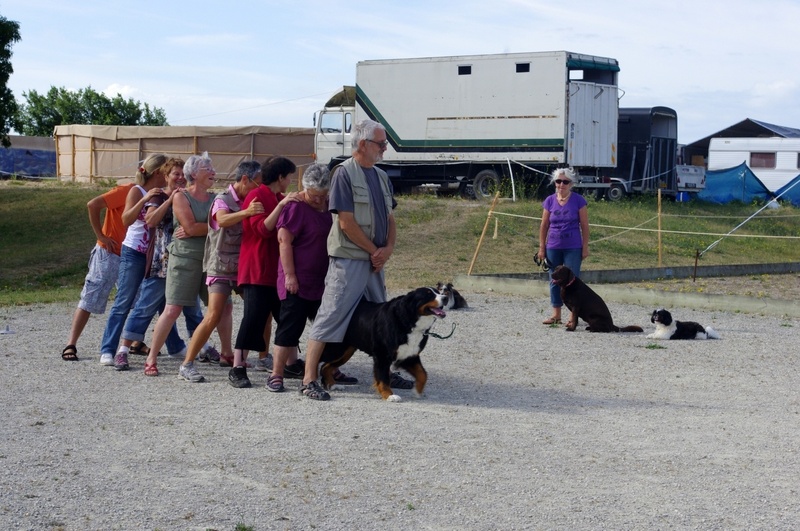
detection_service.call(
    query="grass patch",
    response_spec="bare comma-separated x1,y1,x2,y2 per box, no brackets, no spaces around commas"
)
2,182,800,305
645,343,667,350
385,192,800,291
0,184,99,305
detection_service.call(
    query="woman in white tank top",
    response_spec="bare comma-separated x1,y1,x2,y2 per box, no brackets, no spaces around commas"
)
98,153,168,369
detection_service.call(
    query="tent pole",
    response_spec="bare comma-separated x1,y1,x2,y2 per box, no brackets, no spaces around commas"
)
90,136,95,184
468,192,501,276
657,189,662,267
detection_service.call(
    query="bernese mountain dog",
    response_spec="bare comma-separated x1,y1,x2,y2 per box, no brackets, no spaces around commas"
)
436,282,468,310
647,308,720,340
320,287,447,401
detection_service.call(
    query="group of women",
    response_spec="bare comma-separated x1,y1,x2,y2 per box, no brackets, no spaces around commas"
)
90,157,585,387
94,151,341,389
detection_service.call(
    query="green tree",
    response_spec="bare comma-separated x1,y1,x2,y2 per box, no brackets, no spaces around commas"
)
16,85,169,136
0,16,21,148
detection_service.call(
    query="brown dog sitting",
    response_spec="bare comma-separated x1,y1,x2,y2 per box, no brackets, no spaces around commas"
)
550,265,643,333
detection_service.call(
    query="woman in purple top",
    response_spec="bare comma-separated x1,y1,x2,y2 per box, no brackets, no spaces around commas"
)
537,167,590,325
267,163,355,392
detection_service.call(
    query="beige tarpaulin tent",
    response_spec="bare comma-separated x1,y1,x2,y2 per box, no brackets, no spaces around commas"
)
54,125,315,183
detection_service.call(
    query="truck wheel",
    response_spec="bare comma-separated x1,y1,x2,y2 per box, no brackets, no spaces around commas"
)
472,170,500,200
605,183,625,201
459,182,475,199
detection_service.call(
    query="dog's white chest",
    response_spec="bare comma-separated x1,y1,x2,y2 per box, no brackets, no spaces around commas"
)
396,316,436,361
647,323,676,340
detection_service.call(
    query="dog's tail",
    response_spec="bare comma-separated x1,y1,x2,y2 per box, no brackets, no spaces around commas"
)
618,325,644,333
704,326,720,339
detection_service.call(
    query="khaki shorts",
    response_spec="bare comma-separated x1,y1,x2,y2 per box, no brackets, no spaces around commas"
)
77,244,120,314
207,277,237,297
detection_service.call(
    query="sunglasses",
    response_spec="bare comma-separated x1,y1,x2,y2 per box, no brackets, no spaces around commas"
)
554,179,572,185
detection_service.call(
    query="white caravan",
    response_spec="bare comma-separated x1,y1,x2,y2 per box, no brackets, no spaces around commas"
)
708,137,800,191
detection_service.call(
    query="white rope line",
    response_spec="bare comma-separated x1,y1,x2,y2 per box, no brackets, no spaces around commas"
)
507,160,553,177
491,211,537,220
590,224,800,239
700,176,800,256
591,216,659,244
662,213,800,219
490,211,800,240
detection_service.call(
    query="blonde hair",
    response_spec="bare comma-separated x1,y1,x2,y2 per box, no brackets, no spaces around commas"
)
135,153,169,185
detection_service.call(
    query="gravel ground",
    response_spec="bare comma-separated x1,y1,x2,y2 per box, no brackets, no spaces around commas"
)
1,291,799,530
614,273,800,301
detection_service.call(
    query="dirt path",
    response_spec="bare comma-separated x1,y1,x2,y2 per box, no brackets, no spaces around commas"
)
1,293,799,529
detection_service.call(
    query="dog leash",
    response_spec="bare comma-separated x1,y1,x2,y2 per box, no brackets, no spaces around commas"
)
426,322,456,340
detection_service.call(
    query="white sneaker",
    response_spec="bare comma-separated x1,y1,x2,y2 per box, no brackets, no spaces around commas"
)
100,353,114,366
254,354,273,372
179,362,205,383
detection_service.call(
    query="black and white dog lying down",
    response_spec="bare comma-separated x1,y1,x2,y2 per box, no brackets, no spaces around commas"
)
436,282,468,310
646,309,720,340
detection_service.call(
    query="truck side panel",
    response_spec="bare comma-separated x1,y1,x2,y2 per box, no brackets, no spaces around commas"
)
566,81,618,168
354,51,616,166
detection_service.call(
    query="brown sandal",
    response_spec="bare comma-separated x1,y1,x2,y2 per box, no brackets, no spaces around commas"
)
130,341,162,357
542,317,561,325
61,344,79,361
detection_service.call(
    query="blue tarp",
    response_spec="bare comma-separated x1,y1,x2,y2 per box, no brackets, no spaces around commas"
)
698,162,775,204
0,146,57,178
774,175,800,208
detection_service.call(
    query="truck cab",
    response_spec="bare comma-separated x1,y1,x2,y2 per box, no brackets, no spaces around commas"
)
315,107,352,165
314,86,355,167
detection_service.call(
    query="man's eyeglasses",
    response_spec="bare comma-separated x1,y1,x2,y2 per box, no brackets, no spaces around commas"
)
367,139,389,148
554,179,572,185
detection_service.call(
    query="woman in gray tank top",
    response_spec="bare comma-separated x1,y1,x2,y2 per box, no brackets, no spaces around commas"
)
143,153,228,379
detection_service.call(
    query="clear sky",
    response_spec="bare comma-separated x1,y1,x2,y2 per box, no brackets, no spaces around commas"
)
3,0,799,144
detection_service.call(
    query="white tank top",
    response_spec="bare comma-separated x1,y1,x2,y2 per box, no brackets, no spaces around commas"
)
122,185,151,254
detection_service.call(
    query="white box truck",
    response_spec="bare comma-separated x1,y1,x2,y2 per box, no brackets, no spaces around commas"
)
314,51,620,198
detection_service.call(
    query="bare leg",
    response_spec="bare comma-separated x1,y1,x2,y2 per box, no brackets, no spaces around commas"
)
66,307,91,346
146,304,183,368
258,317,272,360
302,339,325,385
215,301,234,359
233,348,247,367
185,293,228,365
271,345,296,377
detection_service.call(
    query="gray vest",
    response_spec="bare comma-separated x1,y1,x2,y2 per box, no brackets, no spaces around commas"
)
203,190,243,277
327,156,393,260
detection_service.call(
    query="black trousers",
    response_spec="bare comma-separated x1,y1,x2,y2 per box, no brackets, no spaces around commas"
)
234,284,281,352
